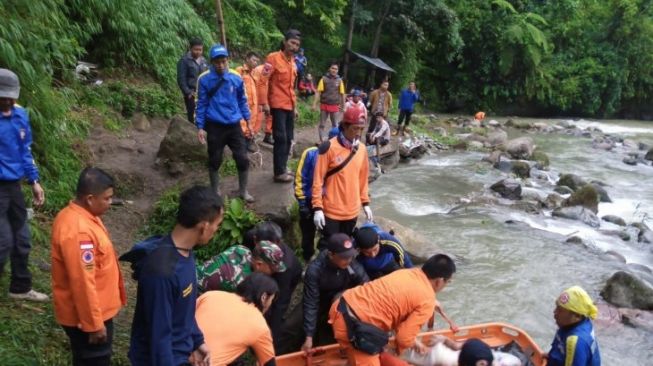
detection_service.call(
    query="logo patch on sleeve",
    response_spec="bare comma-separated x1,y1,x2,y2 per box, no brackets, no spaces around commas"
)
80,241,94,250
81,250,94,264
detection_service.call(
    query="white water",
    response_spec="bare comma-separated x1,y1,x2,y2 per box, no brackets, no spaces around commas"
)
370,118,653,364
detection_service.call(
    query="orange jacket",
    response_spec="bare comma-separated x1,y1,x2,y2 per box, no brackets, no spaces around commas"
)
237,65,259,136
51,202,126,332
311,137,370,220
342,268,436,354
252,64,271,106
263,51,297,110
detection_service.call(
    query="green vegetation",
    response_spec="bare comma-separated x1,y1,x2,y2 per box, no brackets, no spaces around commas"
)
141,187,260,262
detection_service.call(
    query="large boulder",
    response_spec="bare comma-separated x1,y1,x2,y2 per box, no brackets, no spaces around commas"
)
374,216,439,264
589,182,611,203
554,186,574,195
552,206,601,227
511,161,531,178
530,151,550,169
505,137,535,159
490,178,522,200
557,173,587,191
601,271,653,310
565,184,600,213
486,129,508,147
157,116,206,163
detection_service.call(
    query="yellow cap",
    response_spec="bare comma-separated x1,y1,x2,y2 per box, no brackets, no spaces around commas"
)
556,286,598,320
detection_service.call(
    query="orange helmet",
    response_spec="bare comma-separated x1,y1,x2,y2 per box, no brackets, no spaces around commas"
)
342,105,366,125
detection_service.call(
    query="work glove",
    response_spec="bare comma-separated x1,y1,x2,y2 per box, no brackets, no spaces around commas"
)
363,205,373,222
313,210,325,230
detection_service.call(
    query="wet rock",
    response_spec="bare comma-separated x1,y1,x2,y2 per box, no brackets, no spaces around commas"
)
646,148,653,161
604,250,627,263
623,139,638,150
565,185,599,213
493,160,513,173
595,303,622,327
602,215,627,226
638,142,650,151
482,150,503,165
600,230,631,241
374,216,439,264
132,112,151,132
487,120,501,127
623,156,638,166
465,133,488,143
511,200,541,214
557,120,572,128
505,137,535,160
486,129,508,146
639,229,653,244
601,271,653,310
557,173,587,191
554,186,574,195
589,183,611,203
552,206,600,227
619,308,653,332
593,141,614,151
530,168,550,182
157,116,206,163
545,192,566,209
490,178,522,200
530,151,550,169
566,236,584,245
451,141,468,151
511,161,531,178
521,187,548,203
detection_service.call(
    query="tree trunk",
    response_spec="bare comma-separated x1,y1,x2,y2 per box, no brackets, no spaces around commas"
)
216,0,227,47
342,0,358,83
368,0,392,88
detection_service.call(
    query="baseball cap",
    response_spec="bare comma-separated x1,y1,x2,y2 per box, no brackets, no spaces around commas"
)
342,106,366,126
253,241,287,272
0,69,20,99
285,29,302,40
353,227,379,249
209,44,229,59
458,339,494,366
327,233,357,258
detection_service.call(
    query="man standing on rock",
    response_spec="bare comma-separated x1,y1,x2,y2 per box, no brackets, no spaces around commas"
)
397,82,420,136
177,38,209,124
0,68,48,302
51,167,126,366
312,106,372,247
313,61,346,142
196,44,254,202
367,80,392,137
263,30,301,183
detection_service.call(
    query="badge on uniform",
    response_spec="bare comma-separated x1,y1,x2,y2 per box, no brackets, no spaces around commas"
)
19,128,26,140
182,283,193,298
81,250,94,264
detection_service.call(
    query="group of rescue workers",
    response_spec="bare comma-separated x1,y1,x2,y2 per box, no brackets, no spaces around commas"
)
0,26,600,366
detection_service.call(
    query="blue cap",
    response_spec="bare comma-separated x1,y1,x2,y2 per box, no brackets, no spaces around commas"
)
351,89,362,97
328,127,340,139
209,44,229,59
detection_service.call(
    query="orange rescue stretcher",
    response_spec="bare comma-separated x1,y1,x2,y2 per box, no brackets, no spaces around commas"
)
276,322,547,366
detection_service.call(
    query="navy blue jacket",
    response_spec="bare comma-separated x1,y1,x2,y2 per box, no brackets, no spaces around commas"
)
294,146,319,209
176,52,209,96
356,229,413,280
121,235,204,366
398,88,420,112
195,68,250,129
548,318,601,366
0,105,39,183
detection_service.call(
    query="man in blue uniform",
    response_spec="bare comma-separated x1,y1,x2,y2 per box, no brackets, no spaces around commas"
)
293,127,339,261
121,186,223,365
397,82,420,136
352,224,413,280
0,68,48,302
547,286,601,366
196,44,253,202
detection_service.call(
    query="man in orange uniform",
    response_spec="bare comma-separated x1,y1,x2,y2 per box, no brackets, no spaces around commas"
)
263,29,301,183
237,52,261,152
51,167,126,366
329,254,456,366
311,105,372,248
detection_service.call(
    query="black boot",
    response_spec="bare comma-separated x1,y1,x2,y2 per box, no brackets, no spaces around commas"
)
238,170,254,203
209,169,221,196
263,133,274,145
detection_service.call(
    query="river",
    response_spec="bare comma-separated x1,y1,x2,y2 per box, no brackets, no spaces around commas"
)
370,118,653,365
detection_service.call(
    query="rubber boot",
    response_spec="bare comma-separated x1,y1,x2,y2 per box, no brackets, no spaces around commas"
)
209,169,221,196
238,170,255,203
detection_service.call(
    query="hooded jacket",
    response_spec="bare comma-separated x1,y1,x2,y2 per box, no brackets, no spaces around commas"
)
120,235,204,366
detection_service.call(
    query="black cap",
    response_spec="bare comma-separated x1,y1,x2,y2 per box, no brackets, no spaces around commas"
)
327,233,357,258
353,227,379,249
284,29,301,40
458,339,494,366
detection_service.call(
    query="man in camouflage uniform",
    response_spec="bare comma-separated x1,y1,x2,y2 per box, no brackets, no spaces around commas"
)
196,240,286,292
